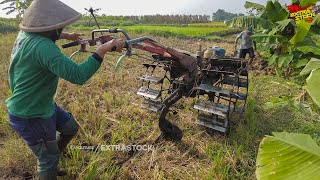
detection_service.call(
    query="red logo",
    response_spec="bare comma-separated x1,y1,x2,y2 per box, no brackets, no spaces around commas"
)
287,4,316,23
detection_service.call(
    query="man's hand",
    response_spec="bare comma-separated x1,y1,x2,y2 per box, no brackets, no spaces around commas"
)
95,39,124,59
60,32,84,41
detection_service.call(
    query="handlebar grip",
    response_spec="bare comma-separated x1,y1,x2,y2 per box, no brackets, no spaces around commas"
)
62,41,79,49
109,28,118,33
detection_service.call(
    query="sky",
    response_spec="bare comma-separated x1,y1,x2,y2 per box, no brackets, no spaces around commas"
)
0,0,293,18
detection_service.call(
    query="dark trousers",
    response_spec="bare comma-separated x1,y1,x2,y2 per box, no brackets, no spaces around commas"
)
239,47,255,59
8,103,79,179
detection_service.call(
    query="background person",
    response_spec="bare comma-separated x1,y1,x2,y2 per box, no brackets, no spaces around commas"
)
235,27,256,64
6,0,123,179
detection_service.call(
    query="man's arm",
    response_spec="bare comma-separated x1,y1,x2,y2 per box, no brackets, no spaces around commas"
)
37,39,123,85
59,32,83,41
235,32,243,46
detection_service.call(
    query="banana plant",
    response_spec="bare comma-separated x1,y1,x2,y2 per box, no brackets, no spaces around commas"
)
256,132,320,179
300,58,320,107
226,0,320,108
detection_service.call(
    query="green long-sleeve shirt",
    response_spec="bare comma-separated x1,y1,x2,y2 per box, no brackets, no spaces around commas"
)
6,31,101,119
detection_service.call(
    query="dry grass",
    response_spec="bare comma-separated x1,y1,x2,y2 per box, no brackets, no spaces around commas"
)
0,32,319,179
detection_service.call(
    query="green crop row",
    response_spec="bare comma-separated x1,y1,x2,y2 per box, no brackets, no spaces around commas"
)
71,24,239,41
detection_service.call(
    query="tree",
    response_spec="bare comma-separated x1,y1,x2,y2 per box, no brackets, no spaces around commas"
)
212,9,242,22
0,0,32,18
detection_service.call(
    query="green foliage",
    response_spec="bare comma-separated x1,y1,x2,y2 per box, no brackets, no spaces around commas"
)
300,58,320,107
0,18,18,33
225,16,273,29
278,53,294,67
268,54,278,65
295,58,309,68
273,19,294,34
300,58,320,75
212,9,244,22
290,20,312,45
251,34,288,44
73,24,236,40
115,53,127,70
299,0,320,7
265,1,289,23
264,96,296,109
226,0,320,108
297,46,320,55
73,14,211,27
256,132,320,180
0,0,32,17
306,69,320,107
244,1,265,12
312,15,320,26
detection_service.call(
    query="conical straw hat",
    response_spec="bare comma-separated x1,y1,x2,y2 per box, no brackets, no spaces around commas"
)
20,0,81,32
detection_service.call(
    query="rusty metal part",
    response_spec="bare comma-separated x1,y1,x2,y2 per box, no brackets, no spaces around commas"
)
63,28,249,142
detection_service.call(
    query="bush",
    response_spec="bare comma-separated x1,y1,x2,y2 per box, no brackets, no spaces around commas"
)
0,18,18,33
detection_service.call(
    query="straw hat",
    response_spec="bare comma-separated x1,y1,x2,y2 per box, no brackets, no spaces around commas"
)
20,0,81,32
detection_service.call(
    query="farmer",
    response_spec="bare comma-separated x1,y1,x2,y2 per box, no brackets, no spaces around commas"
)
6,0,123,179
235,27,256,64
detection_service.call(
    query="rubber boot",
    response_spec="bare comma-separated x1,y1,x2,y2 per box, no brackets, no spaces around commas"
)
29,142,60,180
56,115,79,153
57,134,76,154
39,172,57,180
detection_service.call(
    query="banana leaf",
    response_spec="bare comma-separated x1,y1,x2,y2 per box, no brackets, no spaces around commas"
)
225,16,273,30
299,0,319,7
300,58,320,75
244,1,265,11
256,132,320,180
276,19,294,32
268,54,278,65
297,46,320,55
251,33,288,44
265,1,289,23
296,36,317,47
290,20,312,45
306,69,320,107
312,15,320,26
278,54,293,68
295,58,310,68
269,19,295,35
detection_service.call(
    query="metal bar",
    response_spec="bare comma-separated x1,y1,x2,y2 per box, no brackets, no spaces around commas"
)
91,29,131,41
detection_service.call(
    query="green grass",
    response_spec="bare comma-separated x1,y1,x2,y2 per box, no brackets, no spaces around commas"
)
0,18,19,33
0,18,239,41
190,22,228,27
121,25,230,36
71,23,240,40
0,32,319,179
